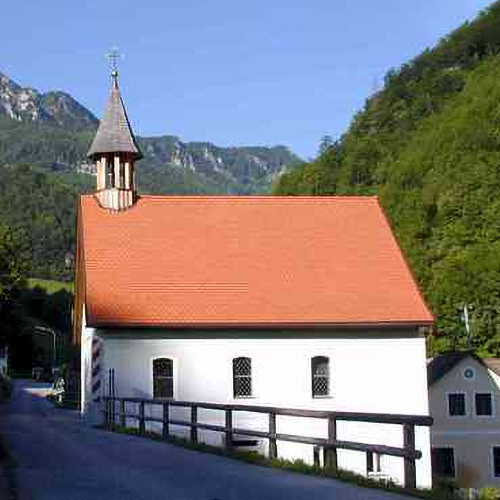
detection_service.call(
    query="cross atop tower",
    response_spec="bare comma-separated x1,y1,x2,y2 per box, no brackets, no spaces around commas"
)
106,46,122,79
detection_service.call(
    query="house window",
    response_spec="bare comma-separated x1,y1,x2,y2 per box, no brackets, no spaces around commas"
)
475,393,493,416
233,357,252,398
311,356,329,397
448,393,466,416
153,358,173,399
463,368,475,380
431,448,455,478
367,452,382,474
493,447,500,477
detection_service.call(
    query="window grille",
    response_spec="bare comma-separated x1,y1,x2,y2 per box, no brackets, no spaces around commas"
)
448,393,465,416
153,358,173,399
311,356,329,397
233,357,252,398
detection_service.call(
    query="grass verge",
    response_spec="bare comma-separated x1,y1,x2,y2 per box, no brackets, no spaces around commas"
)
27,278,74,294
97,423,460,500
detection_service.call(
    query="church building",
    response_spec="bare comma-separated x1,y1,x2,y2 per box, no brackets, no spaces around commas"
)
74,69,434,488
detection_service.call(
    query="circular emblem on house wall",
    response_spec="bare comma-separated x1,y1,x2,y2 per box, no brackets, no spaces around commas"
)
463,367,475,380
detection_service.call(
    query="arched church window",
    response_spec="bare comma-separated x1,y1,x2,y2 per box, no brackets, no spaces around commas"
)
153,358,174,399
233,357,252,398
311,356,329,397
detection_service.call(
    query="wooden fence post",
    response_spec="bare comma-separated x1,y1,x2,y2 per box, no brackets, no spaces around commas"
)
403,423,416,489
111,398,116,425
119,400,125,427
225,409,233,452
139,401,145,434
191,406,198,444
269,412,278,459
313,446,321,468
324,415,337,471
162,402,170,439
103,398,109,426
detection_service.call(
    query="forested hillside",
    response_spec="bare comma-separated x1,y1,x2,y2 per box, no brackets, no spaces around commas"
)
274,2,500,356
0,164,91,279
0,70,300,280
0,114,299,195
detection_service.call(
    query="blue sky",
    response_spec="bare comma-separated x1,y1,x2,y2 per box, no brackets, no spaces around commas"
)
0,0,493,158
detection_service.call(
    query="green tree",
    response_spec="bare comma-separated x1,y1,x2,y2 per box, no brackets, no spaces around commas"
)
273,2,500,357
0,222,26,346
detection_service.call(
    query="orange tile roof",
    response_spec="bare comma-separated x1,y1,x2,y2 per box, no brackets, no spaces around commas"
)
79,195,434,328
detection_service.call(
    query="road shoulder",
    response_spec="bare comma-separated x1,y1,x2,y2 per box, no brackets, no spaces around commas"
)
0,376,17,500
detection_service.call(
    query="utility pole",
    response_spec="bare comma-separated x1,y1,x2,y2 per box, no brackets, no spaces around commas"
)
462,305,472,351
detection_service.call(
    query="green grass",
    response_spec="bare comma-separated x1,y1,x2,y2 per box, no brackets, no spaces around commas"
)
98,424,461,500
27,278,74,294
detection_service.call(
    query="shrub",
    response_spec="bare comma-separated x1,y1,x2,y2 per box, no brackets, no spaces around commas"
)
478,488,500,500
0,375,12,402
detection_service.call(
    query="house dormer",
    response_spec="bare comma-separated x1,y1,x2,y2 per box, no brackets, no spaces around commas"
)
87,69,142,211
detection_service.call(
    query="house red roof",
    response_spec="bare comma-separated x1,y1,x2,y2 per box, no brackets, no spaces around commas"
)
78,195,433,328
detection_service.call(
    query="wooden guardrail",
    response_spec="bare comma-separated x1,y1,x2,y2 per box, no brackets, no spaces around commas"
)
102,396,432,489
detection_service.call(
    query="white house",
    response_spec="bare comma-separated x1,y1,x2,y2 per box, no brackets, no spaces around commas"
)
428,351,500,489
73,69,435,488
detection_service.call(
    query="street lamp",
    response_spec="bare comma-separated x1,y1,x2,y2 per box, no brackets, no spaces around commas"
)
34,326,57,370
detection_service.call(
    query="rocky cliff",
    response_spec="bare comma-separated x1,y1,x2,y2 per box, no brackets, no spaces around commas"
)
0,71,300,194
0,72,98,130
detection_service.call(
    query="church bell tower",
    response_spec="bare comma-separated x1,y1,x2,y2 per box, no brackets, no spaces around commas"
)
87,64,142,211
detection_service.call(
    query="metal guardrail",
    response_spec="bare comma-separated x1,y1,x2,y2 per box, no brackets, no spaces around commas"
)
102,396,432,489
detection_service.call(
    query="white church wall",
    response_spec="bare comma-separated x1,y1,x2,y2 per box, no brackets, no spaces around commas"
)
84,331,431,488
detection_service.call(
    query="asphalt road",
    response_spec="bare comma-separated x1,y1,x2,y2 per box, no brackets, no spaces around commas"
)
1,380,412,500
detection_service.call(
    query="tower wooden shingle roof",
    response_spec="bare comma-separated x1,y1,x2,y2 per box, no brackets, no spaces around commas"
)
87,76,142,160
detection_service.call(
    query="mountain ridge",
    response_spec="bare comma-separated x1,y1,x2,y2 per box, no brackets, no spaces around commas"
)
0,71,300,194
0,71,99,130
